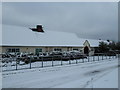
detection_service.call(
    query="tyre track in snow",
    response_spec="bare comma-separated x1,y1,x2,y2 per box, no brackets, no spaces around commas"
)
51,65,117,88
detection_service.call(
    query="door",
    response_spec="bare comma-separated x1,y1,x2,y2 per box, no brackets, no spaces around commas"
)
84,46,89,55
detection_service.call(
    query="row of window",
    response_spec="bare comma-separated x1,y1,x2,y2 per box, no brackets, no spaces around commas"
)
7,48,20,52
73,49,79,51
54,48,62,51
6,48,80,53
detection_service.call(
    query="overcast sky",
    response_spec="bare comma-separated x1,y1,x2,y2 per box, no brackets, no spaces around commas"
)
2,2,118,41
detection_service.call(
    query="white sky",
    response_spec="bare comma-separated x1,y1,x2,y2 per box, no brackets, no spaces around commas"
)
2,2,118,41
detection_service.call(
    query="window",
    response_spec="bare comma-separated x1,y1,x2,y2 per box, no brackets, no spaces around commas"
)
7,48,20,53
7,48,12,52
12,49,15,52
73,48,79,51
54,48,62,52
35,48,42,55
16,49,20,52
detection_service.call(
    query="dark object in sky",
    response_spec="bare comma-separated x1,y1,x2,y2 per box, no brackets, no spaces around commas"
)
30,25,44,32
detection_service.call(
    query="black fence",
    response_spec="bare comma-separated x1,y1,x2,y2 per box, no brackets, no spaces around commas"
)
1,53,120,72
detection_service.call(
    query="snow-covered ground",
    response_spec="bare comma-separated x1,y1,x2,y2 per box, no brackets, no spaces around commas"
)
86,68,118,88
2,58,118,88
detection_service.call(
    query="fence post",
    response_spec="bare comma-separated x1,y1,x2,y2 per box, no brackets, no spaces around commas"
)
93,55,95,61
61,56,62,66
82,58,84,63
116,54,117,58
41,57,43,68
88,55,89,62
52,56,54,67
106,54,107,59
69,57,71,64
76,59,77,64
102,54,103,60
98,54,99,61
16,58,17,70
30,57,31,69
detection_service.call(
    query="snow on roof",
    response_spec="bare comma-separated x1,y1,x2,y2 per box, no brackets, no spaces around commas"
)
2,24,99,47
87,39,100,47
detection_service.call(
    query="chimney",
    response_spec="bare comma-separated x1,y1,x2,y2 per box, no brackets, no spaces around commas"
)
30,25,44,33
37,25,44,32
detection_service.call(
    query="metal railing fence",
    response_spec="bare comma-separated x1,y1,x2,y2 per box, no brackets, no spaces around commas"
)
1,53,119,72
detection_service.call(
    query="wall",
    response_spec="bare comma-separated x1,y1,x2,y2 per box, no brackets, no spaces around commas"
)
1,46,95,55
1,46,83,54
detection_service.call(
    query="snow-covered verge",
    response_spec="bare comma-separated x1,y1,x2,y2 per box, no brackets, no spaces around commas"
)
2,58,118,88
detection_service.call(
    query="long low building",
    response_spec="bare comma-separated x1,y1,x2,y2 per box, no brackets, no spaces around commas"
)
1,24,101,55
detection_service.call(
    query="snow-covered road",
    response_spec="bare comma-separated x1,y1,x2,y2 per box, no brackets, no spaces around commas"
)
2,58,118,88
